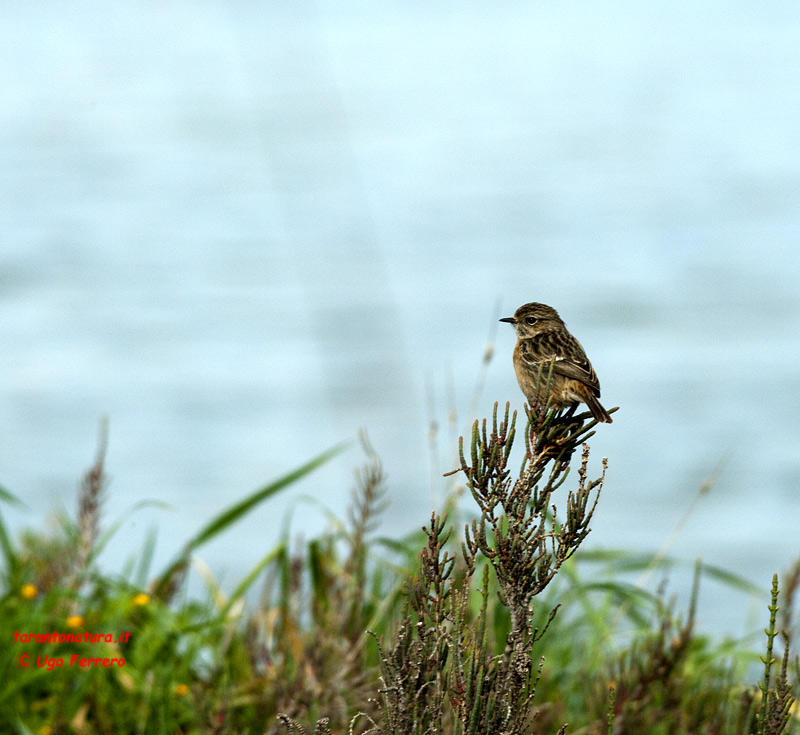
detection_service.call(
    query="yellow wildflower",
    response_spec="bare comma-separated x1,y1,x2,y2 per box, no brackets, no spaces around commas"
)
174,683,190,697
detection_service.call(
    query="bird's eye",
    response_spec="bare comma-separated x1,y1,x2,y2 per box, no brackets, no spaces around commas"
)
525,316,538,325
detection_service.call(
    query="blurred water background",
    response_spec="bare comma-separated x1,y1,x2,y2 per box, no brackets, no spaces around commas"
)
2,1,799,636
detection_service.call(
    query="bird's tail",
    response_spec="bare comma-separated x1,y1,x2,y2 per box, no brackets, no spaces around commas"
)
585,394,613,423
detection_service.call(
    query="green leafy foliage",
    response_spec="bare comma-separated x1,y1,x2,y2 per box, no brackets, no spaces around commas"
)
0,411,797,734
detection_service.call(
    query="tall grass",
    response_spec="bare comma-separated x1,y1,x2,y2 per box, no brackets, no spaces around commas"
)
1,408,797,734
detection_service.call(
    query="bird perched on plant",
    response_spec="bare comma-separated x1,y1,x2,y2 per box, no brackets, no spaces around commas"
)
500,302,613,423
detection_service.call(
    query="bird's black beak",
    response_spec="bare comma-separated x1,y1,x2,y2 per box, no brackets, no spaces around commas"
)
499,317,515,324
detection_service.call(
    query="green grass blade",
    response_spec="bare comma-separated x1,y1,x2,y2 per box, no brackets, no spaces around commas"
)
221,542,285,617
698,562,761,595
0,510,18,575
154,443,346,597
93,500,171,566
0,484,24,507
134,525,159,588
188,442,347,551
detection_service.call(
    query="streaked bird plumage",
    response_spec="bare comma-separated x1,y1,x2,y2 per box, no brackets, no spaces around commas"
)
500,302,613,423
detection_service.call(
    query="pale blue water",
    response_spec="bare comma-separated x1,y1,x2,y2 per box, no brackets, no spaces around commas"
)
2,1,799,635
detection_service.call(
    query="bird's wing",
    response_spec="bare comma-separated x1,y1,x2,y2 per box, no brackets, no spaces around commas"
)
518,333,601,394
552,358,601,393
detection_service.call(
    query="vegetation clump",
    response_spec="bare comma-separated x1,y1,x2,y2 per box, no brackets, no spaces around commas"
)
1,406,797,734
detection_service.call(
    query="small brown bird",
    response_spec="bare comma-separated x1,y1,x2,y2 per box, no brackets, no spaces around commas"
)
500,302,613,423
